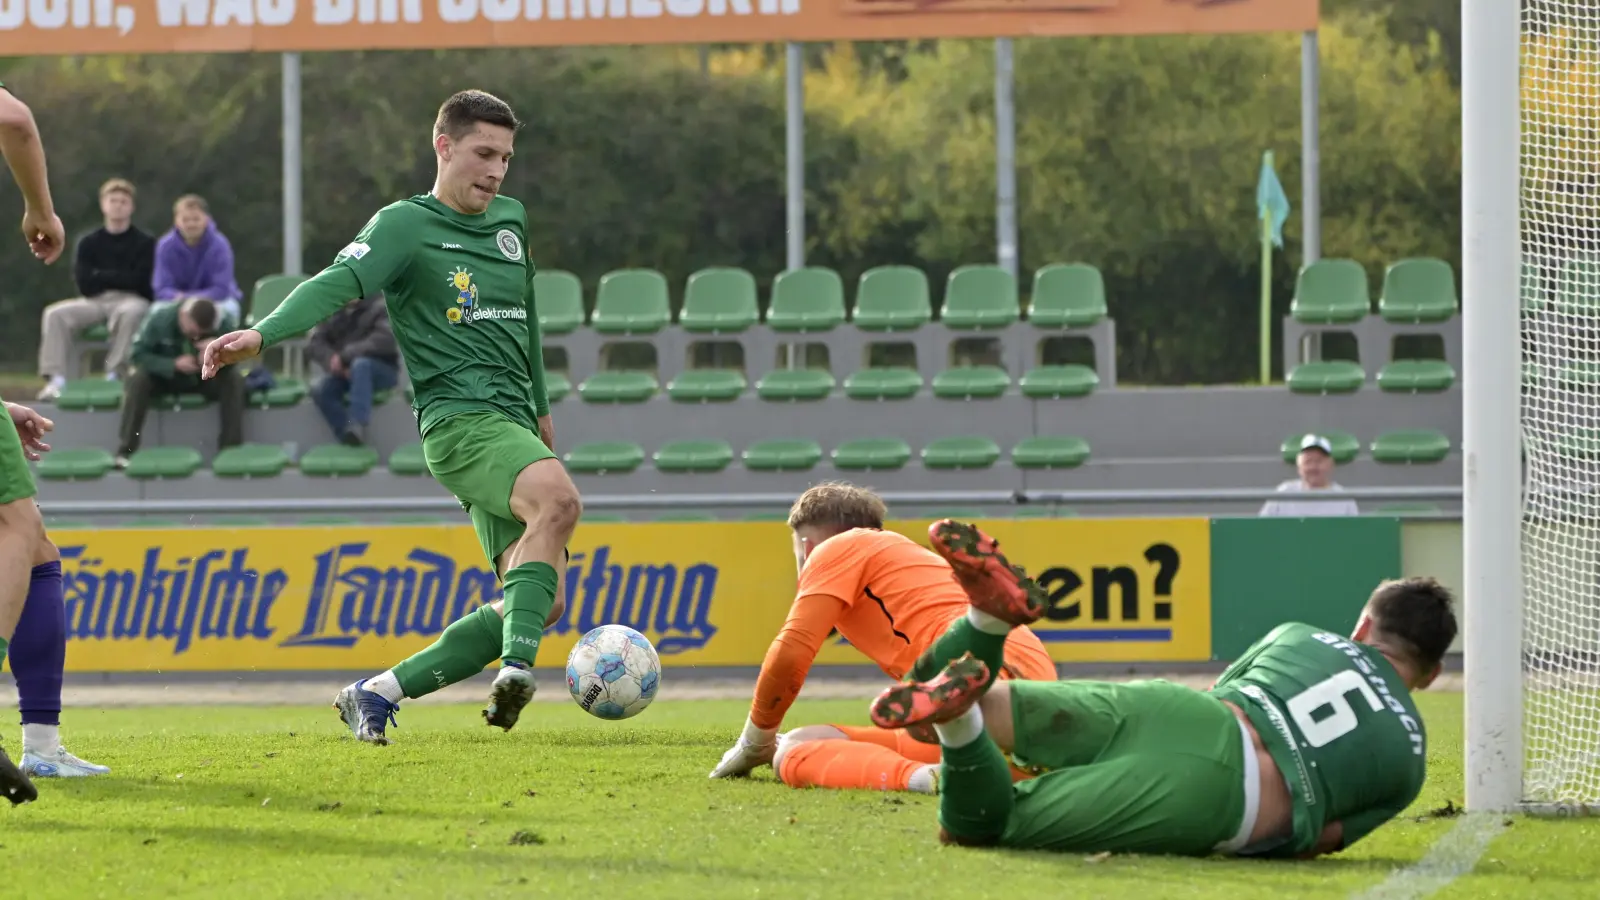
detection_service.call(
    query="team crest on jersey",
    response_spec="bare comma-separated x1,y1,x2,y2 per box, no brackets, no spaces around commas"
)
495,229,522,262
446,267,478,324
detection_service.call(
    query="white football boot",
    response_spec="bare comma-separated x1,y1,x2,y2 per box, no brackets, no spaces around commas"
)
21,746,111,777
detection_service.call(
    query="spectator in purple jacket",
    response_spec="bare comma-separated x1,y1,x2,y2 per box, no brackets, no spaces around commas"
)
152,194,242,323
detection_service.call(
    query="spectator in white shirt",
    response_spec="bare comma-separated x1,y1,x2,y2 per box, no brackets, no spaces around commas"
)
1259,434,1361,517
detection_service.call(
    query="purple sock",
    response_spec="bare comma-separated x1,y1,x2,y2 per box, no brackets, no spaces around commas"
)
11,562,64,728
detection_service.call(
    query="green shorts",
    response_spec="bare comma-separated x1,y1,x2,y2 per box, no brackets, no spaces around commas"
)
998,679,1255,856
0,404,37,507
422,411,556,574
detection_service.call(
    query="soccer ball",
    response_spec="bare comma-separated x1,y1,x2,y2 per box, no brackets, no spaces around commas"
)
565,624,662,720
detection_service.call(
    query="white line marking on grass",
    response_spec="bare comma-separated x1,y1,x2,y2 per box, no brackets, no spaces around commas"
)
1348,813,1506,900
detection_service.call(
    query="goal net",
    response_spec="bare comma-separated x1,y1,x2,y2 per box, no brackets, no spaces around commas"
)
1522,3,1600,809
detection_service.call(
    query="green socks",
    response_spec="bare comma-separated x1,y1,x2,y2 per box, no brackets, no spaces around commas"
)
910,616,1008,687
392,604,502,699
937,733,1016,843
500,561,559,668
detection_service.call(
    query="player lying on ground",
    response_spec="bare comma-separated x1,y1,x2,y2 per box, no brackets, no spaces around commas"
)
708,484,1056,793
873,520,1456,856
201,89,580,740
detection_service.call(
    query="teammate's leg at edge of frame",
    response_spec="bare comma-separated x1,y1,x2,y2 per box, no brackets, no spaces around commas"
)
0,495,46,804
12,551,110,778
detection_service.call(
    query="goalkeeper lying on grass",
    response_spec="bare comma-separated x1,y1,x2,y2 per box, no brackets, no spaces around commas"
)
873,520,1457,857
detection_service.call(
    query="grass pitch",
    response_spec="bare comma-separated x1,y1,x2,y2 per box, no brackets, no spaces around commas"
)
1,692,1596,899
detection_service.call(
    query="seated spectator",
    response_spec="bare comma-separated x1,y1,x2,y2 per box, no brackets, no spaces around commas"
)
152,194,242,322
35,178,155,399
307,291,399,446
115,297,243,467
1259,434,1361,517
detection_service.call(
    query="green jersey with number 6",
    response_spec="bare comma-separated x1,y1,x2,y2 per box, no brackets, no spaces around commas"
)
1211,622,1427,856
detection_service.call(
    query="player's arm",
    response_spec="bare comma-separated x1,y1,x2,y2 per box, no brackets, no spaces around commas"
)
525,267,550,420
0,86,52,219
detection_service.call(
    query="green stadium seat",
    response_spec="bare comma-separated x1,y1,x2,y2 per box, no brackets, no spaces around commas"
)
564,441,646,474
921,436,1002,470
1018,365,1099,399
1370,430,1451,464
79,323,109,342
371,388,393,407
156,392,210,411
545,371,572,403
832,437,912,471
941,265,1019,329
654,440,734,474
299,444,379,477
1378,258,1458,323
1012,436,1092,469
667,370,747,402
756,369,835,401
1377,359,1456,393
1285,361,1366,394
932,366,1011,399
36,447,115,481
742,439,824,472
578,371,659,404
680,268,759,333
767,267,846,332
212,443,291,478
655,511,718,522
55,379,122,412
843,367,921,400
591,269,670,334
124,446,203,480
250,376,307,409
1290,259,1371,324
852,266,932,331
1553,429,1600,459
388,442,427,476
533,270,586,335
1028,263,1107,328
249,274,308,327
1280,431,1360,465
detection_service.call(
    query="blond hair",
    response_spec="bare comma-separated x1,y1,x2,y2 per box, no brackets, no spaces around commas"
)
99,178,135,200
173,194,209,215
787,482,888,533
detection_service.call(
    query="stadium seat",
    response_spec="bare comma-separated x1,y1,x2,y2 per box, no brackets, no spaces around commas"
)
832,437,913,471
1285,361,1366,394
767,267,846,332
1378,258,1459,323
79,323,109,342
666,370,747,402
921,435,1002,470
124,446,203,480
654,440,734,473
742,439,824,472
1018,365,1098,399
565,441,646,475
1556,257,1600,316
756,368,835,401
249,377,308,409
1370,430,1451,464
1012,436,1092,469
299,444,379,477
212,443,291,478
533,270,586,334
156,392,210,412
680,267,759,333
1376,359,1456,393
55,379,122,412
1290,259,1371,324
1280,430,1360,465
248,274,307,326
1028,263,1107,328
843,367,921,400
36,447,115,481
852,266,932,331
941,265,1019,329
388,442,427,476
591,269,671,334
545,371,572,403
578,371,659,403
932,365,1011,400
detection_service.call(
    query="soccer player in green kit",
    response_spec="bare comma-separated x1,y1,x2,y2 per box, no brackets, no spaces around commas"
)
202,90,580,742
867,520,1457,858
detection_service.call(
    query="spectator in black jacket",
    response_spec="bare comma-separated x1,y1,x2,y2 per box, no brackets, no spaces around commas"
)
307,292,399,446
35,178,155,399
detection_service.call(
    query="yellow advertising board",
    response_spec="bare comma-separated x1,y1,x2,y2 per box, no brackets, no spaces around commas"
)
0,0,1317,58
52,517,1209,673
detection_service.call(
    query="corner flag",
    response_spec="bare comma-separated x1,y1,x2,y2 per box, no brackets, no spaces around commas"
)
1257,151,1291,384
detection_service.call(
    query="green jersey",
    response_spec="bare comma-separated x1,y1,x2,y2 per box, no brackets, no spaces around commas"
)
1212,622,1427,856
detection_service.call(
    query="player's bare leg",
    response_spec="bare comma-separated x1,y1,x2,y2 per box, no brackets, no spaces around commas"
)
0,498,48,804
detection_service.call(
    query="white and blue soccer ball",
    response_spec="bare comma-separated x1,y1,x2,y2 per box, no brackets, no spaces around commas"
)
565,624,662,720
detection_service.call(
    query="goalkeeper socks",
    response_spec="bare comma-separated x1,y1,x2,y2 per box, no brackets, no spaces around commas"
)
910,617,1009,688
500,561,558,668
937,731,1015,843
12,562,64,729
391,604,504,699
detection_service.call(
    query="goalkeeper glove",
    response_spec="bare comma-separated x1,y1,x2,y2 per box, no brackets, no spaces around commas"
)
708,717,779,779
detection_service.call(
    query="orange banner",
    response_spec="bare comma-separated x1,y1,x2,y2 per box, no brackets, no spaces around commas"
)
0,0,1317,56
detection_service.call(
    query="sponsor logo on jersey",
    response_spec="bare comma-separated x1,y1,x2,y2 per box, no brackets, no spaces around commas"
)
339,241,370,261
441,243,463,250
495,229,523,262
445,267,478,324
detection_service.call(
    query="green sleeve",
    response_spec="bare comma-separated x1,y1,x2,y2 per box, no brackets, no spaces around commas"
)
255,203,414,349
131,308,175,378
1213,624,1290,688
526,267,549,419
252,266,364,349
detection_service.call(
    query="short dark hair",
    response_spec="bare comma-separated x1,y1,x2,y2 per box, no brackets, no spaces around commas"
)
185,297,217,333
433,90,521,141
1364,577,1459,673
788,482,887,533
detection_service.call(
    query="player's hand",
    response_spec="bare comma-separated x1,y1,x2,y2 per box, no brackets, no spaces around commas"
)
174,354,200,375
21,206,64,264
709,718,778,779
202,329,262,380
5,401,53,461
537,414,555,454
